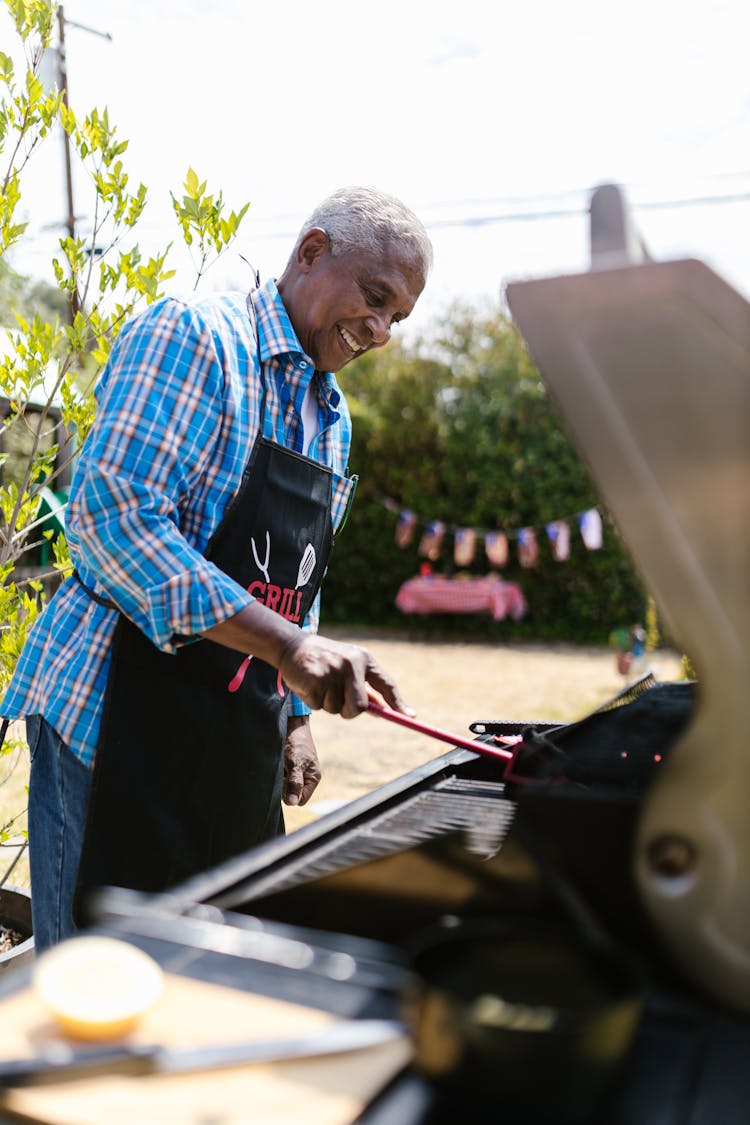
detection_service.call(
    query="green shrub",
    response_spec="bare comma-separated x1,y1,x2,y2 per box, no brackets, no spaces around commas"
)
323,304,647,644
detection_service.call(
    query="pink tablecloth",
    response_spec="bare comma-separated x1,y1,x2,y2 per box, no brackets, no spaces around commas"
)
395,575,527,621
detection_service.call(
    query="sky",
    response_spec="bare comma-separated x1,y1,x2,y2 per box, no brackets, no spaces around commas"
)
3,0,749,339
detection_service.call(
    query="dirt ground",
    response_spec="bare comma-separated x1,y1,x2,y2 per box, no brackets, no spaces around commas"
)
0,632,683,887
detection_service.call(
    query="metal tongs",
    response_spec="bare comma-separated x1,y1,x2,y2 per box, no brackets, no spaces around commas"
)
366,691,517,764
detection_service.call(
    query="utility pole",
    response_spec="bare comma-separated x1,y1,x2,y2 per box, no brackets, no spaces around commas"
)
56,6,76,319
54,6,112,321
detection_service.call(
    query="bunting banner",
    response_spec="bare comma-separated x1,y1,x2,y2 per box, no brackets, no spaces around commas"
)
517,527,539,569
418,520,447,561
381,498,605,568
484,530,509,568
453,527,477,567
546,519,571,561
394,509,418,548
579,507,603,550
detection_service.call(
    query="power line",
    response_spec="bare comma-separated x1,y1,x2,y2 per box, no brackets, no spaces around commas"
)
420,173,750,213
423,190,750,231
211,188,750,240
19,187,750,259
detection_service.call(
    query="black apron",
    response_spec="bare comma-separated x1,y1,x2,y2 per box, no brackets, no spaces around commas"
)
75,344,348,912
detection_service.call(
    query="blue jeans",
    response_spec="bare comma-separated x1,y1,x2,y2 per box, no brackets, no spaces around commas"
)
26,715,92,953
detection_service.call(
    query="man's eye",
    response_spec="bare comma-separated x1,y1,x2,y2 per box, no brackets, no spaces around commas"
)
363,287,384,307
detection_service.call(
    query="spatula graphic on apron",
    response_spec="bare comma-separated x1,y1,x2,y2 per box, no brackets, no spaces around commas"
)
227,542,316,694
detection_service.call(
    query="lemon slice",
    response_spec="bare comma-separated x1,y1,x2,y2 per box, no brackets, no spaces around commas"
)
33,935,164,1039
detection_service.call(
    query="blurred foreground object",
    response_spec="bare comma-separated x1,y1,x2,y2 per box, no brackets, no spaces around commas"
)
506,182,750,1011
33,936,163,1039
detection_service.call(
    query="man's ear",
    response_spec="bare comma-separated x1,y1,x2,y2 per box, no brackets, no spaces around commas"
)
296,228,330,272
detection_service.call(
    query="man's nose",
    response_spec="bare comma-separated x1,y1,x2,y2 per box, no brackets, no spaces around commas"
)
366,312,391,347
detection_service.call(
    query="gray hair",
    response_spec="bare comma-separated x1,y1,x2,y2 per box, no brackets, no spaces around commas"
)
294,186,433,277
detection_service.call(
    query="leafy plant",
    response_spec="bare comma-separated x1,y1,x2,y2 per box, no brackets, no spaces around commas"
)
0,0,249,878
172,167,249,290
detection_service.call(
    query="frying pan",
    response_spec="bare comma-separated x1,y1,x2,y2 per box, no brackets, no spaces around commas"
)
402,916,644,1124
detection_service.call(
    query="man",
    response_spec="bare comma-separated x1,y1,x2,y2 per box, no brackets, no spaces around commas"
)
2,186,433,950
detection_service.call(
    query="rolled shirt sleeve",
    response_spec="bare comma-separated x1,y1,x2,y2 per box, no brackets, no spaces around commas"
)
66,298,255,651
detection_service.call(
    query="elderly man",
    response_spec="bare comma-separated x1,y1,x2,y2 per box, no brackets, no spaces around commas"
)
2,186,433,949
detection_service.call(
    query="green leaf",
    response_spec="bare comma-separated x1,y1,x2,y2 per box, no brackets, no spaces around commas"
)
184,166,199,197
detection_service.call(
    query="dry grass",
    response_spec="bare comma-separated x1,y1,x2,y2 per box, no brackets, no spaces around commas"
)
0,633,683,888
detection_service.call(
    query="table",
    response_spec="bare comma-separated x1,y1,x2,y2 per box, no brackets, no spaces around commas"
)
395,574,526,621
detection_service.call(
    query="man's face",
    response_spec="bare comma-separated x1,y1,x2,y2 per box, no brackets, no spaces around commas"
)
281,230,426,373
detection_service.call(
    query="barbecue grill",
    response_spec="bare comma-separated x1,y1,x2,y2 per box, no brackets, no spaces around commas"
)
3,184,749,1123
162,184,750,1119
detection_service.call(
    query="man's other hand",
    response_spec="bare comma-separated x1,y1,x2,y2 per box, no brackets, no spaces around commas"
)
283,716,321,806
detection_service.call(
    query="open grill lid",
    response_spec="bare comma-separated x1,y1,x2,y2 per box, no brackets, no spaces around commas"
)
506,183,750,1012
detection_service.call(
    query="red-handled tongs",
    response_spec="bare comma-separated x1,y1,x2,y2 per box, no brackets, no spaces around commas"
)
366,694,517,764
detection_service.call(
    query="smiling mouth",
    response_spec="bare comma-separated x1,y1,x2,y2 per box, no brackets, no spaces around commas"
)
338,326,364,355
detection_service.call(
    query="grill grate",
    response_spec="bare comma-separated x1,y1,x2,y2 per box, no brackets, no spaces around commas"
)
246,777,514,900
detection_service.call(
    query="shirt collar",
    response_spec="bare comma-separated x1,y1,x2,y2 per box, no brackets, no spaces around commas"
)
252,278,342,407
253,278,310,366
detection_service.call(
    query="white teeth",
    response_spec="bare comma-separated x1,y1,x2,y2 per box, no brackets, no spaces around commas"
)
339,326,360,353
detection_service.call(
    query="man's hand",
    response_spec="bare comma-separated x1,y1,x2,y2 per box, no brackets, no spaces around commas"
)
283,716,321,806
204,601,413,720
278,634,413,719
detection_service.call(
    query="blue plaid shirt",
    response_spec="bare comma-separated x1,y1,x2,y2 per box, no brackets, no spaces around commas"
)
2,280,354,766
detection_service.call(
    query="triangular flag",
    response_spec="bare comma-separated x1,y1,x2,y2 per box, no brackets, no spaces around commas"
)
517,526,539,568
454,527,477,568
418,520,446,561
394,509,417,548
579,508,603,550
484,530,509,568
546,520,571,561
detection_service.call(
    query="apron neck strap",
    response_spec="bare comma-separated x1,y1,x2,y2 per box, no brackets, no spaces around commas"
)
246,288,274,442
